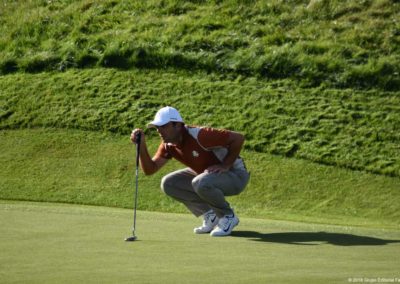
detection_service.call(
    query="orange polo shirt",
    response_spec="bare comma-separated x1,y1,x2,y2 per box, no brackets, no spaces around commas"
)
154,126,231,174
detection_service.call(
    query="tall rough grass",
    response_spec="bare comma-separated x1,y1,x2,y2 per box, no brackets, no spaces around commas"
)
0,0,399,90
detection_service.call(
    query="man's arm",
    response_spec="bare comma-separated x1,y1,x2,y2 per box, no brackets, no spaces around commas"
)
206,131,244,174
131,129,168,175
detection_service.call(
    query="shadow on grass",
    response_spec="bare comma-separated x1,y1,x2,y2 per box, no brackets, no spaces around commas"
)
231,231,400,246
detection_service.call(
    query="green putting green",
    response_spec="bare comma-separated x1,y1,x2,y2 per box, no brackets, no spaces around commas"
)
1,201,399,284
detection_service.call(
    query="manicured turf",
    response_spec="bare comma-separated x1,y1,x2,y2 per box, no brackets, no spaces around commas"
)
1,201,399,284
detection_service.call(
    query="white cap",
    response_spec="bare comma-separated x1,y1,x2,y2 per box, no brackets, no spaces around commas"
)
147,106,184,128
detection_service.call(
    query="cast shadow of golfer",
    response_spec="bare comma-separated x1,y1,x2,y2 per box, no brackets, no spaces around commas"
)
231,231,400,246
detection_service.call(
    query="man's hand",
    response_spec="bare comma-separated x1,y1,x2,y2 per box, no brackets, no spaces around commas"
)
205,164,229,174
130,129,144,144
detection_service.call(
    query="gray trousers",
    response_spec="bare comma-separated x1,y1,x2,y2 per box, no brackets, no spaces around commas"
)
161,168,250,218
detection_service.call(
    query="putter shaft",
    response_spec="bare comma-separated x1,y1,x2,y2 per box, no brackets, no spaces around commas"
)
126,132,141,242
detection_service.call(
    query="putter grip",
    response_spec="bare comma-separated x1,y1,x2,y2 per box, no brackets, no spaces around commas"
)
135,132,141,167
135,131,141,144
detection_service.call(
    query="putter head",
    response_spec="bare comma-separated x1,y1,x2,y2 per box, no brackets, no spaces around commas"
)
125,235,137,242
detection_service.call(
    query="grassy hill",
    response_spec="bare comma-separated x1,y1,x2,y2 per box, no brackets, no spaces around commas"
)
1,0,399,177
0,0,399,226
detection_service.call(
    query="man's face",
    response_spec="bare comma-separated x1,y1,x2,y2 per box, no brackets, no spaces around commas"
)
156,122,181,143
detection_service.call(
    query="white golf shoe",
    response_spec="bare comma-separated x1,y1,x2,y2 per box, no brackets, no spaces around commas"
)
194,210,219,234
210,213,239,237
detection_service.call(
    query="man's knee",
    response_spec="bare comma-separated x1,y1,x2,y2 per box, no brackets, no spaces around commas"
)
161,171,190,198
161,174,174,196
192,173,213,195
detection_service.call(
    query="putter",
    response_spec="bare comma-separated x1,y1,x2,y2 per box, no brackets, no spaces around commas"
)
125,132,141,242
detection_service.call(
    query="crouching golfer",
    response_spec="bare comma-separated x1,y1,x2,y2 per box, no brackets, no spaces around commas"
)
130,106,250,237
